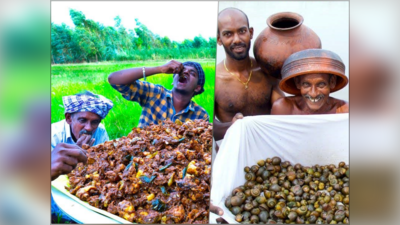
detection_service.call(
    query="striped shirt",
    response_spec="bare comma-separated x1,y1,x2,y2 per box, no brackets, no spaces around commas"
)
112,80,209,128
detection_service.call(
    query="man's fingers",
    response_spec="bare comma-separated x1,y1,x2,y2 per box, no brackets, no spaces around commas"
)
61,155,79,167
89,138,95,146
216,217,228,224
235,112,244,119
81,148,88,155
57,163,73,176
232,112,244,123
59,142,79,149
76,135,86,147
174,66,182,74
83,134,91,143
65,148,88,163
77,135,92,147
210,203,224,216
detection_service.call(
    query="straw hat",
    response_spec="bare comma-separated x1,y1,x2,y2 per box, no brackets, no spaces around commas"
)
279,49,348,95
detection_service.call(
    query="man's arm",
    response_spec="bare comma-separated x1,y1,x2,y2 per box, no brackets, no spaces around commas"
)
336,101,349,113
271,79,285,104
108,60,184,85
213,119,233,141
271,98,292,115
213,112,243,141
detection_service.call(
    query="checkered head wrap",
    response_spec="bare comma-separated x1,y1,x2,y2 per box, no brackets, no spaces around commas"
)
182,61,205,96
62,91,113,119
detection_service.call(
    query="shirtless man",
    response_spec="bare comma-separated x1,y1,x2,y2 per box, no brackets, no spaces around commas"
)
214,8,284,141
271,49,349,115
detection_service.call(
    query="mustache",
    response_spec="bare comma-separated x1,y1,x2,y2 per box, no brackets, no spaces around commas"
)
230,43,246,49
79,130,93,136
305,94,325,100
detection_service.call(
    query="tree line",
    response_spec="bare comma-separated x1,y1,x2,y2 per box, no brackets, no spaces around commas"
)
51,9,217,64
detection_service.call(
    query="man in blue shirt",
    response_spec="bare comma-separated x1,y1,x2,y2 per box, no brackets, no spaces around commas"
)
51,91,113,222
51,91,113,180
109,60,209,128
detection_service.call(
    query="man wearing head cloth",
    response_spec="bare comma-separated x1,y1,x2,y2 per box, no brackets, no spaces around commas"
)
271,49,349,114
51,91,113,222
51,90,113,180
108,60,209,128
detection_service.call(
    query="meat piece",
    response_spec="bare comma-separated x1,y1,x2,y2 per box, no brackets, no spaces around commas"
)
165,205,185,223
107,201,118,214
76,185,97,201
105,171,119,182
136,209,161,224
117,200,136,222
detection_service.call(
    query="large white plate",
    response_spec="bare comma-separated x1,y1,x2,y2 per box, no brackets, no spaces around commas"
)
51,175,131,224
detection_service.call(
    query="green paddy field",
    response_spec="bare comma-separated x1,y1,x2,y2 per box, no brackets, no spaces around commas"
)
51,59,215,140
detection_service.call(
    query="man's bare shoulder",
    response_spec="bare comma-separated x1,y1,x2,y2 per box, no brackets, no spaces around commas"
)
271,97,296,115
333,98,349,113
216,61,230,79
252,59,280,86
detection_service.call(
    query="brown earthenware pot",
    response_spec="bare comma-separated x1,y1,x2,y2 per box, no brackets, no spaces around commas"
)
253,12,322,79
279,49,348,95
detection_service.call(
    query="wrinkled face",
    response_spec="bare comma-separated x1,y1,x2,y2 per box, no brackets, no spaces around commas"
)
172,65,202,96
65,111,101,141
218,10,253,60
295,73,336,112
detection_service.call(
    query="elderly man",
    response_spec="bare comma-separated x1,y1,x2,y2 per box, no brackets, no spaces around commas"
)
214,8,284,141
108,60,209,127
271,49,349,115
51,91,113,180
51,91,113,222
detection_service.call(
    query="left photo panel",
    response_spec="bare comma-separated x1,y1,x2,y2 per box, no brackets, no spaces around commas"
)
51,1,217,223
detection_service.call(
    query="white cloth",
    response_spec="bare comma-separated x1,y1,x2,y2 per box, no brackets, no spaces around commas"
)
51,119,109,150
210,114,349,223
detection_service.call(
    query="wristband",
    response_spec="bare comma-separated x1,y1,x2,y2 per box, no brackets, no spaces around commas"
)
142,67,146,81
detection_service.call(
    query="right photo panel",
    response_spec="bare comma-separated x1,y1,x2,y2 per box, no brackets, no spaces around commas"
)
211,1,349,224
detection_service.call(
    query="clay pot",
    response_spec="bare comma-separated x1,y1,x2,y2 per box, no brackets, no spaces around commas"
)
279,49,348,95
253,12,322,79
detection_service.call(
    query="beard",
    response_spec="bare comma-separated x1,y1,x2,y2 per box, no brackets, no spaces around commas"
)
173,87,194,97
304,94,325,103
79,129,93,136
223,41,251,61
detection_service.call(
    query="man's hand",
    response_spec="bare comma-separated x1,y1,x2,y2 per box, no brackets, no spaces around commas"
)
210,203,224,216
231,112,244,123
51,143,87,181
210,203,228,223
159,60,184,74
76,134,95,148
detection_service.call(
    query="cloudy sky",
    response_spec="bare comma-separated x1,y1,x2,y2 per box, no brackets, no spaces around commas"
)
51,1,218,42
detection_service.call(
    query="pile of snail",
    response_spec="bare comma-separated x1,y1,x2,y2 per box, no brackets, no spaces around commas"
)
225,157,349,224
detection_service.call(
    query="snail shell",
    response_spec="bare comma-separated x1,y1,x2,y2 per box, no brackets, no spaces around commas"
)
245,172,256,181
224,196,232,208
251,165,260,173
259,210,269,222
251,188,261,197
230,196,244,206
288,211,298,222
271,156,281,165
257,160,265,167
250,215,260,223
231,206,242,215
235,214,243,222
244,203,254,211
267,198,277,208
